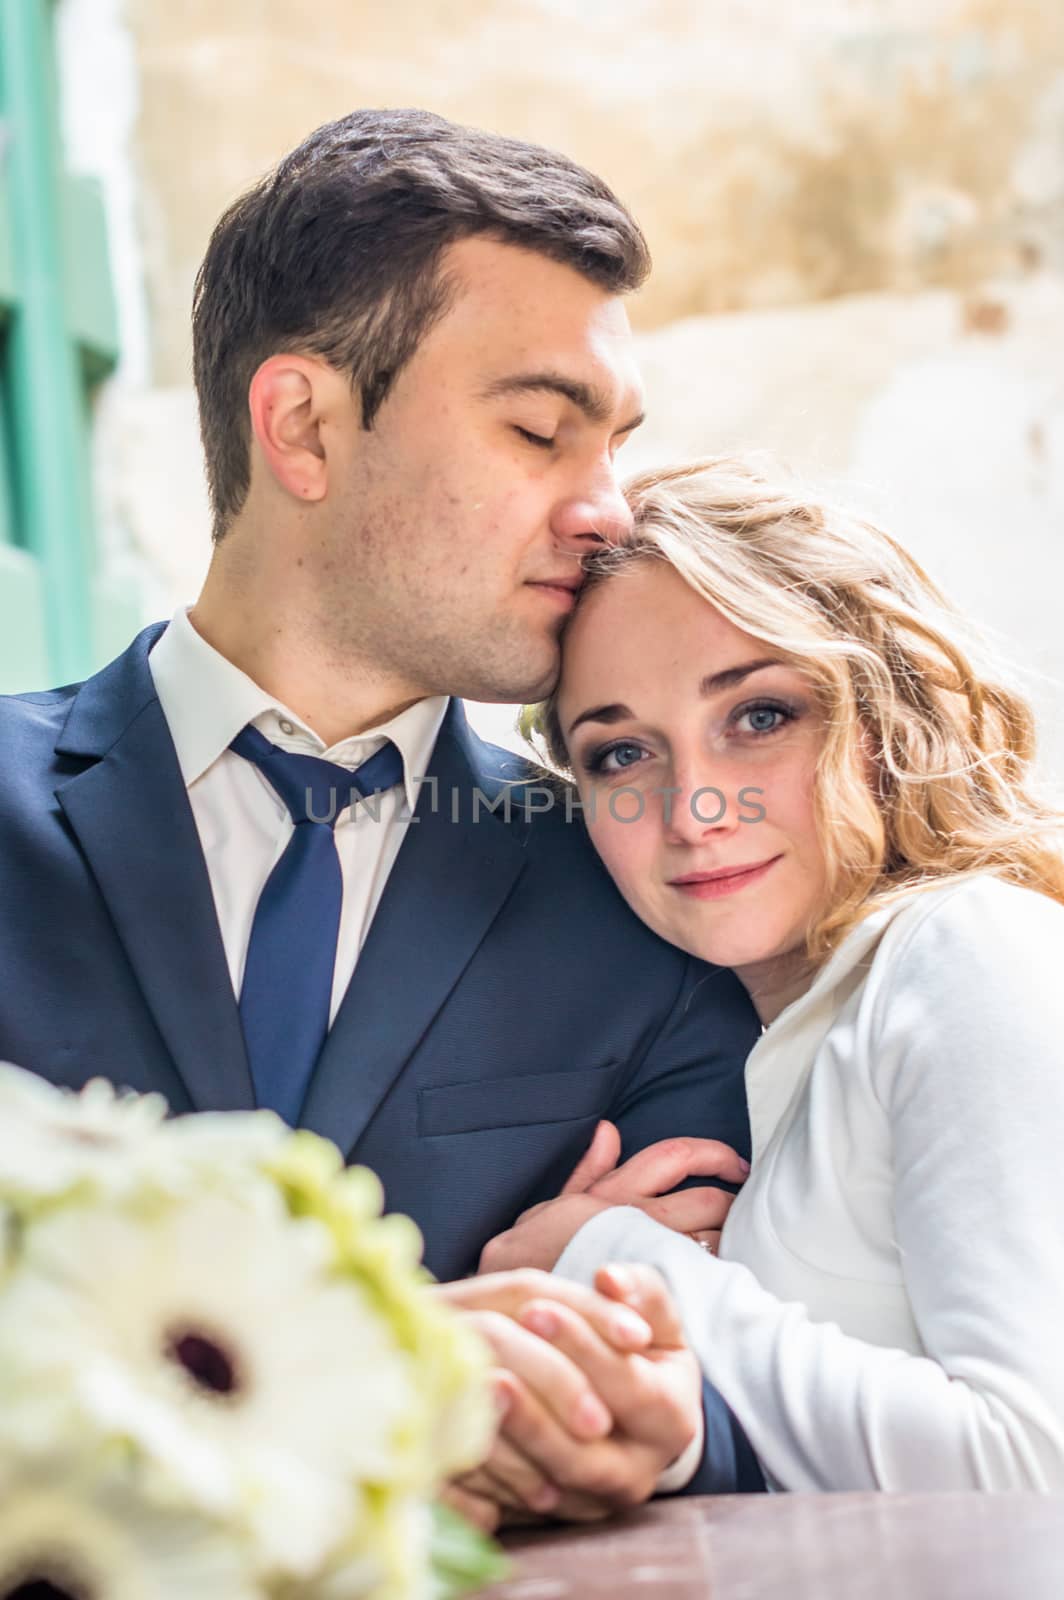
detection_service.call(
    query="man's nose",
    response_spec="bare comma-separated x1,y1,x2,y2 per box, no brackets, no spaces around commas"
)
551,465,634,552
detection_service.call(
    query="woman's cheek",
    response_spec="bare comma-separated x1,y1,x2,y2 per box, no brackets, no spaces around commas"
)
589,809,658,899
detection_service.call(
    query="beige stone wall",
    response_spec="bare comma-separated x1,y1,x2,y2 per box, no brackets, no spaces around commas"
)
128,0,1064,381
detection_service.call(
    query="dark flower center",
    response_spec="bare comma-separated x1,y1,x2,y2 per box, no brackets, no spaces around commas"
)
6,1574,91,1600
165,1326,241,1396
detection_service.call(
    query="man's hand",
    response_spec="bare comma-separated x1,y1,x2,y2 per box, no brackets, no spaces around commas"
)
478,1123,749,1275
437,1265,703,1526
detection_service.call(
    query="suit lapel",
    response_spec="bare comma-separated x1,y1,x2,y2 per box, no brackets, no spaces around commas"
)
55,628,254,1112
298,701,529,1155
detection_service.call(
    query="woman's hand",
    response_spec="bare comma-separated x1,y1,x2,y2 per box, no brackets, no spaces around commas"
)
478,1122,749,1274
440,1263,702,1527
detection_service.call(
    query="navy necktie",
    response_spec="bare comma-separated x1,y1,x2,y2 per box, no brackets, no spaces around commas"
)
229,723,405,1123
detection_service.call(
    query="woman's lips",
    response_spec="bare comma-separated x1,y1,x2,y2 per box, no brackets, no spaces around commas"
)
668,855,782,900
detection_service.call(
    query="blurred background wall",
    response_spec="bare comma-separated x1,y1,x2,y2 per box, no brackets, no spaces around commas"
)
2,0,1062,776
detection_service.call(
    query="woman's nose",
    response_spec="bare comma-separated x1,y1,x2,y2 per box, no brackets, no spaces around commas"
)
661,771,744,845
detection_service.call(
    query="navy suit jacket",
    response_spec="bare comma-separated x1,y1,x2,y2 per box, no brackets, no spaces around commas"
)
0,624,763,1491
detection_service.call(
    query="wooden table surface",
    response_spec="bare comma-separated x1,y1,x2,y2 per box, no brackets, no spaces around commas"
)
480,1494,1064,1599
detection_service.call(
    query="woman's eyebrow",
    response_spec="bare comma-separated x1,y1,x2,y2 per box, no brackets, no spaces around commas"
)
567,659,786,737
567,702,634,737
699,658,785,695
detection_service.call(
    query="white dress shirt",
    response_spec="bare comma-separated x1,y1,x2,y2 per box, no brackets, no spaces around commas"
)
558,872,1064,1492
148,608,449,1024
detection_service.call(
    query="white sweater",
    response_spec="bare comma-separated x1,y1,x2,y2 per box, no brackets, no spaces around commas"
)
556,873,1064,1492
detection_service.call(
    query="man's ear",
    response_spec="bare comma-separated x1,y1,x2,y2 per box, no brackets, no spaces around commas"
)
248,354,345,506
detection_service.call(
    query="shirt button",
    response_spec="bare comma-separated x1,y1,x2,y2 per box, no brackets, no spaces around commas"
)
278,718,295,735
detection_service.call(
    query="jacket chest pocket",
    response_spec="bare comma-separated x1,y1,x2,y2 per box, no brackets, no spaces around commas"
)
417,1062,620,1137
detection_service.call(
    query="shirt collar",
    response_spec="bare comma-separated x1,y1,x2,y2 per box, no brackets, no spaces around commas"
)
148,607,448,813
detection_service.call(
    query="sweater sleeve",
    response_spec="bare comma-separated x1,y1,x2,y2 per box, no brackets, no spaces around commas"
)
556,879,1064,1491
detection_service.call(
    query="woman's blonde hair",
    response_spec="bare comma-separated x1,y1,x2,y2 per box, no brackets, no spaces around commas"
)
522,456,1064,959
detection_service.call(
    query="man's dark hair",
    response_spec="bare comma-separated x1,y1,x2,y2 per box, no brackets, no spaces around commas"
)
191,107,650,540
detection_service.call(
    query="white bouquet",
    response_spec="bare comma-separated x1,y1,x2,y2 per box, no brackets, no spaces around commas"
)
0,1063,503,1600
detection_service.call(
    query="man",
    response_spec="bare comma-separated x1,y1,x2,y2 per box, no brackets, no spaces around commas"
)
0,109,762,1521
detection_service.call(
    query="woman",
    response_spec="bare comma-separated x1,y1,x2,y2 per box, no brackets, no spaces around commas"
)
490,455,1064,1492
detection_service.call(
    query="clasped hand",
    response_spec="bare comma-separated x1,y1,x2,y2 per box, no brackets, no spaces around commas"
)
436,1123,748,1530
481,1120,749,1275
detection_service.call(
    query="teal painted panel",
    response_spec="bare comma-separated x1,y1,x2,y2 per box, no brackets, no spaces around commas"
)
0,0,94,678
0,351,16,543
61,173,119,379
0,0,136,685
0,172,16,313
0,543,50,690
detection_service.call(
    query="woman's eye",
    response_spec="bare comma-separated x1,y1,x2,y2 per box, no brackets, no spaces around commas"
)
514,426,556,450
589,741,647,774
733,702,795,737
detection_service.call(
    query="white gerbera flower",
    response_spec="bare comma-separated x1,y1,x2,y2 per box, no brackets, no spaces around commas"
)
0,1063,168,1208
269,1497,430,1600
152,1108,292,1207
0,1064,296,1222
0,1192,418,1580
0,1456,258,1600
158,1108,291,1166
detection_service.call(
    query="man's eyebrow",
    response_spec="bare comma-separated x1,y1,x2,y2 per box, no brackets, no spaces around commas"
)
566,661,785,738
479,371,645,435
